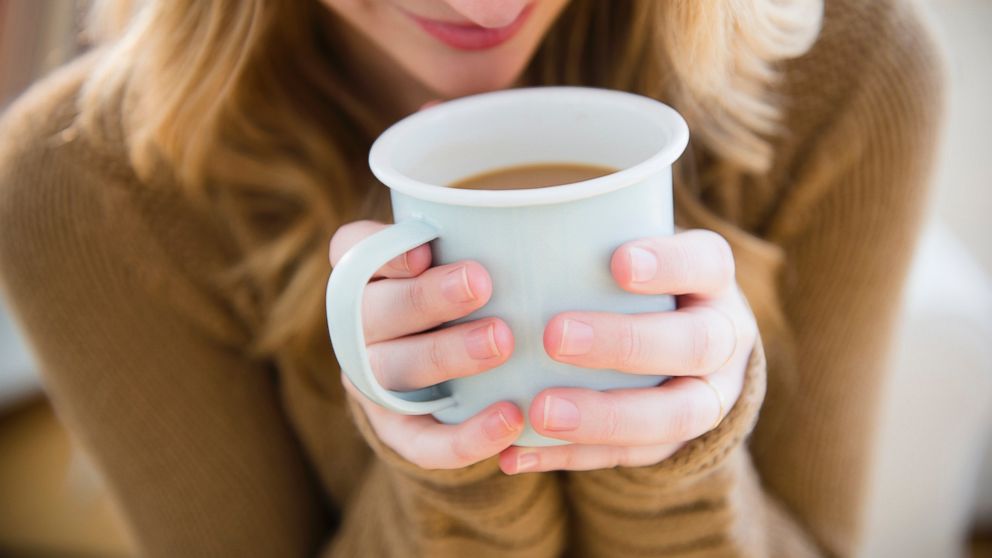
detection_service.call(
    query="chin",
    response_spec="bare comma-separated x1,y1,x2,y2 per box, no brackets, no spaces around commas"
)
420,55,530,98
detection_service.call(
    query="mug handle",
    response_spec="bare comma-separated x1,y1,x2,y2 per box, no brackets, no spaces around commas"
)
326,219,456,414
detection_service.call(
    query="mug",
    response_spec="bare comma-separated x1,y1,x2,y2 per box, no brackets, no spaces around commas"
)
326,87,689,447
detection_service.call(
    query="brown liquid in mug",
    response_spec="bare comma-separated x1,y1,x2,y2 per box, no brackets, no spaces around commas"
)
449,162,618,190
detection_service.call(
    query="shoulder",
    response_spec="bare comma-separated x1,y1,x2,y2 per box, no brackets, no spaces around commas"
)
0,53,133,246
0,53,151,287
761,0,945,236
0,52,123,184
0,55,245,342
0,54,149,296
0,51,233,261
778,0,945,154
0,53,92,147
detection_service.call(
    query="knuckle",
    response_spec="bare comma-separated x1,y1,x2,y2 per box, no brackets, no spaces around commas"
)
373,420,416,462
402,441,435,469
702,230,736,285
618,319,643,370
448,431,478,468
329,221,355,242
701,306,741,368
599,397,626,442
329,221,374,264
688,315,714,372
717,310,741,363
670,238,696,289
744,318,759,346
426,336,450,379
667,393,702,442
695,228,726,248
400,428,443,470
405,277,431,317
715,250,736,287
328,233,348,266
360,292,378,336
739,301,759,344
366,345,388,386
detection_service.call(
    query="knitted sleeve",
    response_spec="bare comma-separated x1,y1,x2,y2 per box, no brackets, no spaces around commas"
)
0,89,327,556
560,2,945,556
0,73,568,557
321,397,566,557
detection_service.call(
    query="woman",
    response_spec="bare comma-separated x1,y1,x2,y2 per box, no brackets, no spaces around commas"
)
0,0,942,556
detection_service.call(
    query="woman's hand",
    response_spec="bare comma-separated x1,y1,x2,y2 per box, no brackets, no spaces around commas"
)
499,229,758,474
330,220,524,469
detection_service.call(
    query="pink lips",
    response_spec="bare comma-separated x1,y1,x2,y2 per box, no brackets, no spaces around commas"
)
404,4,534,51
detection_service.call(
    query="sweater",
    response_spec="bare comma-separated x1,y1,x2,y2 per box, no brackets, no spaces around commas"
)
0,0,944,556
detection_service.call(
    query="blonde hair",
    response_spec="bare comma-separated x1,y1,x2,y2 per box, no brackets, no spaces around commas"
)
78,0,822,360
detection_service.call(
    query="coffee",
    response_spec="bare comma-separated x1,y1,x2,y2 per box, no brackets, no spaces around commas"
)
450,162,617,191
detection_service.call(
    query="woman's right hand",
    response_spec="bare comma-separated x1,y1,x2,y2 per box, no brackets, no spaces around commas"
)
329,220,524,470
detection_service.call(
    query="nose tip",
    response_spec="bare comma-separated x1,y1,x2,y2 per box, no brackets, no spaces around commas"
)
442,0,530,28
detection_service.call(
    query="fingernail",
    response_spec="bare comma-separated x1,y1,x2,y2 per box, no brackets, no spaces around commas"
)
629,246,658,283
543,396,580,431
441,266,475,303
466,323,500,360
559,319,594,356
484,410,516,440
515,452,539,473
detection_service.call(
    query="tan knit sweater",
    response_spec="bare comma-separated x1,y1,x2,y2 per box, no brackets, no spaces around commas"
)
0,1,943,556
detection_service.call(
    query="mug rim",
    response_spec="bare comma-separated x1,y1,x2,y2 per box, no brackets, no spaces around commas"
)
368,86,689,208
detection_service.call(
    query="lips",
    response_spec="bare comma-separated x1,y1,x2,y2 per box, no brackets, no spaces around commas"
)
404,4,534,51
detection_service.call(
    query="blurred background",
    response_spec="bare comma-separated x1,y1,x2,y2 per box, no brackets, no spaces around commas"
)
0,1,990,556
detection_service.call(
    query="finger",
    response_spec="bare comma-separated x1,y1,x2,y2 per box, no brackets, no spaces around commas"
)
611,229,735,297
343,377,524,470
330,220,432,279
528,365,743,446
499,442,682,474
367,318,514,391
362,260,492,343
543,306,737,375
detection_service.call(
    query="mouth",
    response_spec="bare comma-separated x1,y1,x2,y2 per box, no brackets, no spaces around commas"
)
402,4,534,51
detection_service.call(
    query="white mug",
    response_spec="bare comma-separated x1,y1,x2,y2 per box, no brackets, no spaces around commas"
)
327,87,689,446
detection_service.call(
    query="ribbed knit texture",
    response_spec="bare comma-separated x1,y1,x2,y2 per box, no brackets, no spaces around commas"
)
0,0,943,556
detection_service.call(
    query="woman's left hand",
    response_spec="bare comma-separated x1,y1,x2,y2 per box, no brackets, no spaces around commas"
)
499,229,758,474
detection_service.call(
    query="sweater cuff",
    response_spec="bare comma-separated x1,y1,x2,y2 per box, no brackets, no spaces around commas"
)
346,396,504,487
575,334,768,491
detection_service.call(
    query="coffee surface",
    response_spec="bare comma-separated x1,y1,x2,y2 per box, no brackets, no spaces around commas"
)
450,162,617,190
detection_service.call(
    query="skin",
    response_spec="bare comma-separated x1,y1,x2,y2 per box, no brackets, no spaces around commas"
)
324,0,571,116
324,0,759,474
